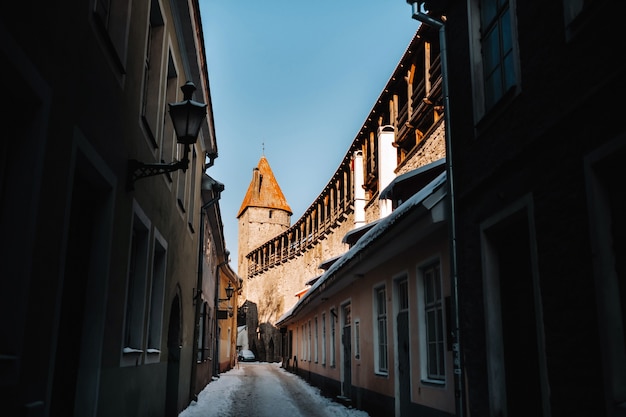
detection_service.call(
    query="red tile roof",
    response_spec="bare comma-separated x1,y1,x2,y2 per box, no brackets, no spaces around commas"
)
237,156,292,218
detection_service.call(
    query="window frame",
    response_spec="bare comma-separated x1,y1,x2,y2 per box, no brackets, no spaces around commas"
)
418,260,446,383
93,0,132,74
140,0,165,148
467,0,521,123
373,284,389,375
145,227,167,364
307,320,312,361
122,202,151,366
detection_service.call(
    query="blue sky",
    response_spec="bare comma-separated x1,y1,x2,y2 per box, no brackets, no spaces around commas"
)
200,1,420,267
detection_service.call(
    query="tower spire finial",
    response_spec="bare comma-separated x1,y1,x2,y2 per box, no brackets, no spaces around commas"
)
262,141,265,156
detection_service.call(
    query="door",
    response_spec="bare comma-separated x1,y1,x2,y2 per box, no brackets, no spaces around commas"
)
165,295,181,416
397,277,411,416
397,311,410,416
50,155,112,417
341,303,352,398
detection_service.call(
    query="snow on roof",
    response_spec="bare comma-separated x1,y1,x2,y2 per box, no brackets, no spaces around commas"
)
277,171,447,325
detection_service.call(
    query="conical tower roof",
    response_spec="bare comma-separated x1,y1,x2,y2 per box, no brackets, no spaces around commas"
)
237,156,292,218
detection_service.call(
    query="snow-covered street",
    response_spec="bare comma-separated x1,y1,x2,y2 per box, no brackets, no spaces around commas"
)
179,362,370,417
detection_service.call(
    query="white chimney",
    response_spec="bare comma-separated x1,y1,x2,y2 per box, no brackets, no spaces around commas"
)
378,125,396,218
353,150,366,228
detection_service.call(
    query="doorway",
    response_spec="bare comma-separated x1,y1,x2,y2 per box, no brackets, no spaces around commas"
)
50,147,113,417
482,203,548,417
165,294,181,416
341,303,352,398
396,276,411,416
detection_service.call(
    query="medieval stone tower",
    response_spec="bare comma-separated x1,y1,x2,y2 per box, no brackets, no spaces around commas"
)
237,156,293,361
237,156,292,271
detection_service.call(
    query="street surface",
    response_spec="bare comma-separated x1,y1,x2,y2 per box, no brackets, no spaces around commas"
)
179,362,370,417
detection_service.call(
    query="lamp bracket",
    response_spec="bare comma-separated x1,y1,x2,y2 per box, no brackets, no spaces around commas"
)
127,144,191,190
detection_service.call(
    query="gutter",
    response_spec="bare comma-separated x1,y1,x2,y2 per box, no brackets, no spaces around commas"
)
406,3,464,416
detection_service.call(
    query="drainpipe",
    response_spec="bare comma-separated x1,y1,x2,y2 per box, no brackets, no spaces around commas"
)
190,174,224,402
406,3,464,416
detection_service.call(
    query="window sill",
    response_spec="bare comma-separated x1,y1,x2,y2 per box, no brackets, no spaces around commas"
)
146,348,161,354
420,378,445,387
123,347,143,354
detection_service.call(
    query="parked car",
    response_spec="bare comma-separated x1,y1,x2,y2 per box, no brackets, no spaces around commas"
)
238,349,255,362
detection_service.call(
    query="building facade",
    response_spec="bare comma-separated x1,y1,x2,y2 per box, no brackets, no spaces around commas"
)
277,164,454,417
435,0,626,416
0,1,233,416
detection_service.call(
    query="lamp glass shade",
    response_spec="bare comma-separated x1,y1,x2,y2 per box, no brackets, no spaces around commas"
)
169,99,207,145
225,284,234,300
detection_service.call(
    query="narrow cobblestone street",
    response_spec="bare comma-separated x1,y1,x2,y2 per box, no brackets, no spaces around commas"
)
179,362,370,417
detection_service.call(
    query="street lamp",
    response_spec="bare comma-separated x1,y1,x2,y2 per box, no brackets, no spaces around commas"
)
127,81,207,190
217,283,235,317
220,283,235,301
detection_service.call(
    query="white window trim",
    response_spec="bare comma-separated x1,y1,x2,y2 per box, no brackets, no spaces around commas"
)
373,284,389,375
417,258,446,384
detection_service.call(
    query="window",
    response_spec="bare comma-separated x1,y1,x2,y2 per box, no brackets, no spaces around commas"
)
301,324,305,360
307,320,312,361
322,313,327,366
421,262,445,381
398,278,409,311
188,146,197,231
374,286,388,374
563,0,597,38
162,55,178,170
141,0,165,146
145,230,167,363
123,205,150,363
563,0,584,26
197,303,213,361
468,0,520,120
481,0,516,110
314,317,319,363
93,0,131,71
